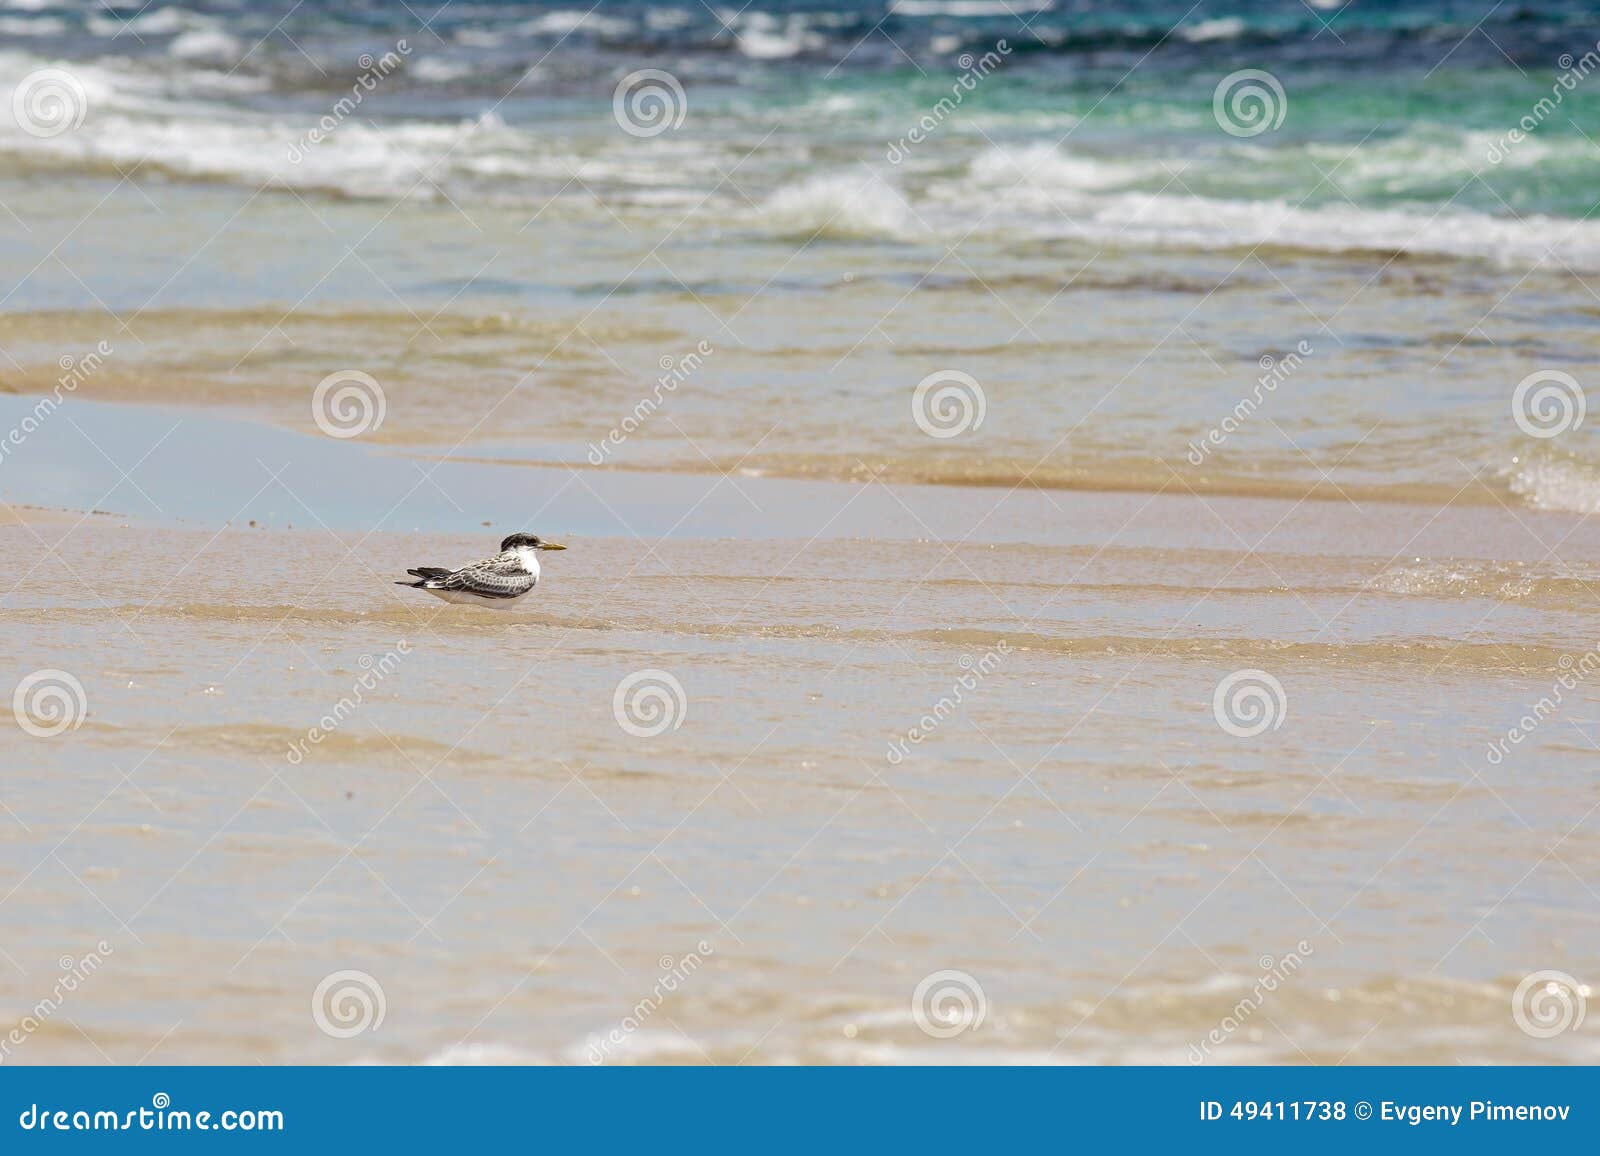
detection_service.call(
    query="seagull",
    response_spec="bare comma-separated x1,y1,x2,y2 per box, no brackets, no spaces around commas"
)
396,532,566,608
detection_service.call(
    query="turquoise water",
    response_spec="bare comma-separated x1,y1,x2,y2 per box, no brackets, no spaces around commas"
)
2,1,1596,223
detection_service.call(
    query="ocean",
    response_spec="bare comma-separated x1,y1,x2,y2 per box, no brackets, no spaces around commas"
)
3,0,1600,505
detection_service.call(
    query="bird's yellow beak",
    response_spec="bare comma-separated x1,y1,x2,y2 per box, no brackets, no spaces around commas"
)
539,542,567,551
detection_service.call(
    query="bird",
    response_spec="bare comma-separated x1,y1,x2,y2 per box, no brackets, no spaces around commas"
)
396,532,567,608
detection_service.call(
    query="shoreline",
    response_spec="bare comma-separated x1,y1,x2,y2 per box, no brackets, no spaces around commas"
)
3,292,1596,517
4,394,1600,558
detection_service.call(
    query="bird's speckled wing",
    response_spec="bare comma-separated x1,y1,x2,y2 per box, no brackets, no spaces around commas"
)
438,555,536,599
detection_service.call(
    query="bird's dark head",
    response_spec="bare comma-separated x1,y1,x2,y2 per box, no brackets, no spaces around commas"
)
500,532,566,552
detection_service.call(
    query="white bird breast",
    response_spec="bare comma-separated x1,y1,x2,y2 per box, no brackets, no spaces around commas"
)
423,588,527,609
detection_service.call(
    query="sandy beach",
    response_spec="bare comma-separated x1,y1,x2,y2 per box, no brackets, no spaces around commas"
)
2,0,1598,1067
3,394,1599,1064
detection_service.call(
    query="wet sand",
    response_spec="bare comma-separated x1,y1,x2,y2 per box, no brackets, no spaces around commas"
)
0,504,80,527
2,397,1597,1065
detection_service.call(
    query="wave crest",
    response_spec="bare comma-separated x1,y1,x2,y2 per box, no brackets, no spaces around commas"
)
758,172,916,240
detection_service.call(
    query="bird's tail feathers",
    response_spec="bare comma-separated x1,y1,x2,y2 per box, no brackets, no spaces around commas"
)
398,565,451,589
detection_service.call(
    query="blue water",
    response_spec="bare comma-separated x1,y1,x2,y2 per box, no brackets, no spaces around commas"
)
2,1,1596,217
